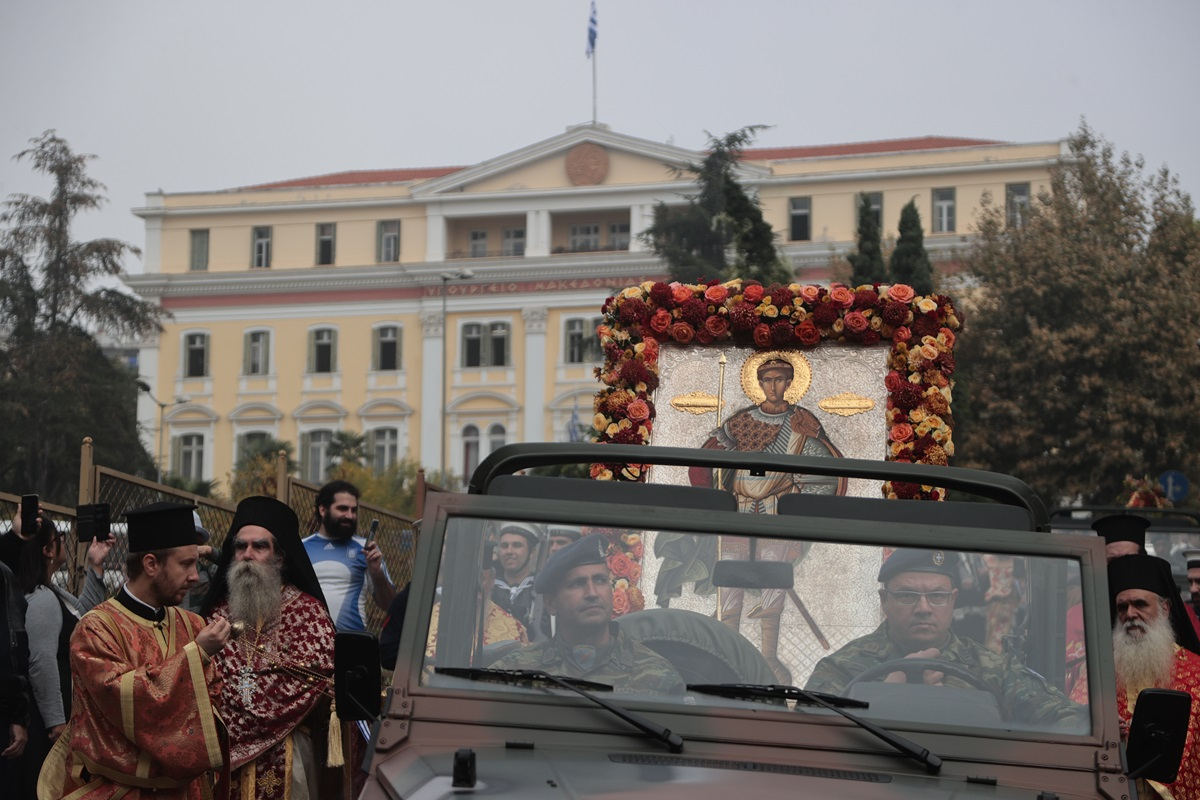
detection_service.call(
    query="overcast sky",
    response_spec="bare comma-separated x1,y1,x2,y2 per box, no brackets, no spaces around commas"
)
2,0,1197,276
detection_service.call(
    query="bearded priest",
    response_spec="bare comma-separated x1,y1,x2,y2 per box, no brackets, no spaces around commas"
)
39,502,231,800
1109,554,1200,800
200,496,336,800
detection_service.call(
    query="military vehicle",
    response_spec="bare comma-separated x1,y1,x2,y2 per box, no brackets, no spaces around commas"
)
337,442,1185,799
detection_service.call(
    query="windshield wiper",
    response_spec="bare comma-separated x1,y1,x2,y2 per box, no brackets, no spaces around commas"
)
437,667,684,753
687,683,941,775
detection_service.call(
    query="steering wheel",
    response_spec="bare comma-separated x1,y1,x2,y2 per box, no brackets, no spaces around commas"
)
843,658,992,693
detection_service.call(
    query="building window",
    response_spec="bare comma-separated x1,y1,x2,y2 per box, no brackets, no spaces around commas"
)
932,188,956,234
569,223,600,252
252,226,272,268
1006,183,1031,228
178,434,205,480
565,317,603,363
316,223,336,265
609,222,630,250
190,230,209,271
488,423,506,454
858,192,883,230
462,424,480,477
370,427,399,474
469,230,488,257
462,322,510,367
184,333,208,378
302,430,333,482
243,330,270,375
378,220,400,262
502,228,525,256
308,328,338,373
789,197,812,241
373,326,400,371
236,431,269,462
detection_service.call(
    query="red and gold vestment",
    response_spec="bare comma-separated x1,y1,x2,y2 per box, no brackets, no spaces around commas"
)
39,596,225,800
1119,645,1200,800
208,587,335,800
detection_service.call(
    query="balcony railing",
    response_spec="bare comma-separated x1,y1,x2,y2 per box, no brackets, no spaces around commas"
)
445,243,631,260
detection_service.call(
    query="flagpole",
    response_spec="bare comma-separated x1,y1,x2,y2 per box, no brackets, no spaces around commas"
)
592,50,597,124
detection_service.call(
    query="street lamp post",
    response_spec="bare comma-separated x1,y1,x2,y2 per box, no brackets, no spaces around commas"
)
439,269,474,479
137,381,187,483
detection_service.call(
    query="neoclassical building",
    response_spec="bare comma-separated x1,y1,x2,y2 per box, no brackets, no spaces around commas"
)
127,123,1060,488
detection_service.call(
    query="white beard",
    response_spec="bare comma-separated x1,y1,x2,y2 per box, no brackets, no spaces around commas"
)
227,559,284,627
1113,612,1176,691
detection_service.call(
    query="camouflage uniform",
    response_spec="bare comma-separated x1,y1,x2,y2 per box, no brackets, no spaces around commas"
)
805,624,1086,728
491,623,685,697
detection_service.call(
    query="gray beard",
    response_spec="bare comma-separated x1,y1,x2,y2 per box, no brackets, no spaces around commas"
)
227,559,284,627
1113,613,1176,691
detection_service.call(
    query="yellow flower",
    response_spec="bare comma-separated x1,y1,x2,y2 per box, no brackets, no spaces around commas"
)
621,286,644,299
605,423,620,436
909,407,928,423
593,413,610,430
594,467,613,481
758,302,779,318
917,297,938,314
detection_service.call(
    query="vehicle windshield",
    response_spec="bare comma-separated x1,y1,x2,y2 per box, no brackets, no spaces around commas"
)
421,516,1092,738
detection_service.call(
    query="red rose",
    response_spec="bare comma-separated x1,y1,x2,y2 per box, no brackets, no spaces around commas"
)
670,322,695,343
743,284,765,303
892,326,912,344
844,310,869,333
695,329,715,344
609,552,633,578
642,337,659,361
704,285,729,304
795,321,820,346
649,308,672,334
883,370,905,391
628,563,642,582
705,315,729,337
752,324,772,348
626,399,650,422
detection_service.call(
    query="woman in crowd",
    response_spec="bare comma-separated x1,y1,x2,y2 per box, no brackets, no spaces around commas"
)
15,519,110,795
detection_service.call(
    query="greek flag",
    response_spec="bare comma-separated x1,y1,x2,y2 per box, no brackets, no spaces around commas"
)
586,1,597,58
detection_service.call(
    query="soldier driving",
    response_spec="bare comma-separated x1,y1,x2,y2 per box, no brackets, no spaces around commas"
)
806,548,1086,728
491,534,684,696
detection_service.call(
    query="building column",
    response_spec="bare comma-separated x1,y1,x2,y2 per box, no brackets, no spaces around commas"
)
426,213,447,262
419,311,443,472
525,208,550,257
522,307,548,442
629,204,653,252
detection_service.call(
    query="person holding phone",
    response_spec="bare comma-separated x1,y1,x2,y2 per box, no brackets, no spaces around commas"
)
1,497,43,575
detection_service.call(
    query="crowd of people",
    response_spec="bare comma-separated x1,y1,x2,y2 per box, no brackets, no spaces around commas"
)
0,480,395,800
4,485,1200,799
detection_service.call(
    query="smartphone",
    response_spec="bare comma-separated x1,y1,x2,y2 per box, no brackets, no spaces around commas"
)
21,494,39,536
365,519,379,547
76,503,112,541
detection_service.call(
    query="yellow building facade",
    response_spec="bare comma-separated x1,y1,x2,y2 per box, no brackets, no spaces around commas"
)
128,123,1061,489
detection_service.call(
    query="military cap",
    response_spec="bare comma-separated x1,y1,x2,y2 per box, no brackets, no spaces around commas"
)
534,533,610,595
123,501,199,552
497,521,543,546
1184,549,1200,571
877,548,960,588
546,523,583,543
1091,513,1149,550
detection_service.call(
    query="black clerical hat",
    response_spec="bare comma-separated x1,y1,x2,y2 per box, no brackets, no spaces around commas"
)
123,502,198,553
1092,513,1149,550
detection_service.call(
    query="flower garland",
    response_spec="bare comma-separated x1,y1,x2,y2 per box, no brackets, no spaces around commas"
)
579,527,647,614
589,279,964,502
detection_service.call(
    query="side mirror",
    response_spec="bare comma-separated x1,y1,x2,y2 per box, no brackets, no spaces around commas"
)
712,560,794,590
335,631,382,721
1127,688,1191,783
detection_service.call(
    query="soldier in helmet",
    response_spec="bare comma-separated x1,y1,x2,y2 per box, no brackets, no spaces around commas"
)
491,534,684,696
805,548,1085,728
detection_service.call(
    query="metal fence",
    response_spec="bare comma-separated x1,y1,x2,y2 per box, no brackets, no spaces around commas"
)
6,439,421,636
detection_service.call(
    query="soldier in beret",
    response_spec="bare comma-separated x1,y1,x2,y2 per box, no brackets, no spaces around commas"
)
491,534,684,696
805,548,1085,729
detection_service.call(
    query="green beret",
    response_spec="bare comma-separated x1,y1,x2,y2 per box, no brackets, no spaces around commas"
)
534,533,610,595
878,548,959,588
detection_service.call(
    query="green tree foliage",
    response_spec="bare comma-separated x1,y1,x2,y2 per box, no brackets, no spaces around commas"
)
226,437,296,502
890,199,935,295
954,122,1200,506
328,458,460,518
329,430,368,468
642,126,792,286
0,131,161,502
847,193,887,285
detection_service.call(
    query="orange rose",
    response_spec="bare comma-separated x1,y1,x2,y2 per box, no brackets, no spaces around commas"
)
671,284,694,304
829,286,854,308
642,337,659,362
612,589,630,615
704,285,729,304
628,562,642,582
649,308,672,334
626,399,650,422
887,284,916,304
743,284,765,303
799,285,822,304
609,552,633,577
890,423,914,443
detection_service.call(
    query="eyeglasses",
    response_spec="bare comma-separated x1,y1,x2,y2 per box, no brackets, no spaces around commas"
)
885,590,954,606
